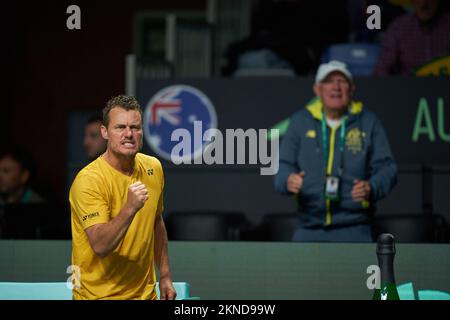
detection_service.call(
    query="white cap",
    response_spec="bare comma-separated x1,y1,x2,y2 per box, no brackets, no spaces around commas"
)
315,60,352,84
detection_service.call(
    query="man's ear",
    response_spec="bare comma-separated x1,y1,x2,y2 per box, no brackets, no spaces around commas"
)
350,83,356,96
20,169,30,185
100,125,108,140
313,83,321,97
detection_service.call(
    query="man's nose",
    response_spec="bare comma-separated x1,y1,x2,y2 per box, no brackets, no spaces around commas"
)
331,80,340,89
124,127,133,137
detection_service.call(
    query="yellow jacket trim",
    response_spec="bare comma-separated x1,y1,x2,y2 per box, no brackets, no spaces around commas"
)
306,98,364,227
306,98,363,121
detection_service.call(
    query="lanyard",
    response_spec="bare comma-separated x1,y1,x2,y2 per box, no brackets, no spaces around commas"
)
321,114,346,176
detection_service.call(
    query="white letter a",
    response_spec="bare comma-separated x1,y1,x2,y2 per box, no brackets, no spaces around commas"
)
366,5,381,30
66,5,81,30
366,265,380,290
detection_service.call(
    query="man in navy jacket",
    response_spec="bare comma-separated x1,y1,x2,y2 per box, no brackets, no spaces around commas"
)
275,60,397,242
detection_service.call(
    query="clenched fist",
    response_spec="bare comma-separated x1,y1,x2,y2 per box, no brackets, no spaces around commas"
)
126,181,148,214
351,179,371,202
287,171,305,194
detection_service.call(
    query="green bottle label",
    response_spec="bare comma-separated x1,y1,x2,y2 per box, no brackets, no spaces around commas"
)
373,282,400,300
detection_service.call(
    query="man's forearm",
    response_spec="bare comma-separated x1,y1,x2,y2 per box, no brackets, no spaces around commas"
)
86,206,136,258
154,214,171,279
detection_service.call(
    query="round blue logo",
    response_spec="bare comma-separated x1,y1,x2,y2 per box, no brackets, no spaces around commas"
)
143,85,217,162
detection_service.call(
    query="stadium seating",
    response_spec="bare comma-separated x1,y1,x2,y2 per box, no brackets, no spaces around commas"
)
165,211,249,241
259,212,298,241
321,43,380,76
371,213,448,243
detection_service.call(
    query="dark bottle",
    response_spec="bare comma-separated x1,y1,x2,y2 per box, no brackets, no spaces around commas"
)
373,233,400,300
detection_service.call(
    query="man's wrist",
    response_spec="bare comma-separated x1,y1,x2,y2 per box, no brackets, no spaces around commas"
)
123,205,137,217
159,273,172,281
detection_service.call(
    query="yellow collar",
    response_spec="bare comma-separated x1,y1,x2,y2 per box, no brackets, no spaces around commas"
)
306,97,363,120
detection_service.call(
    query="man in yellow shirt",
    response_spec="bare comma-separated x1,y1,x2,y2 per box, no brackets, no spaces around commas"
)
69,95,176,300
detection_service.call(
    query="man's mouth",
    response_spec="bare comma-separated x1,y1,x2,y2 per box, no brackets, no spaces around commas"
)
122,141,135,147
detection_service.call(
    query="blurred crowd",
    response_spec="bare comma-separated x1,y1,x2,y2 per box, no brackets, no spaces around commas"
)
222,0,450,77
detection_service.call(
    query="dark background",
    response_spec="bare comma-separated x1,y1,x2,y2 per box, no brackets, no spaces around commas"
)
3,0,450,236
3,1,205,204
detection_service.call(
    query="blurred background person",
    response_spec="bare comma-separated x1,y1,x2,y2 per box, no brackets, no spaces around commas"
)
0,147,46,205
275,61,398,242
83,113,107,161
375,0,450,75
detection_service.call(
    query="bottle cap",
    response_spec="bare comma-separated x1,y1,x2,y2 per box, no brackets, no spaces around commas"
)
376,233,396,255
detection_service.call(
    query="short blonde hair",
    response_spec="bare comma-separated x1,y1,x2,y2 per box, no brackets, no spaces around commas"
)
103,95,142,127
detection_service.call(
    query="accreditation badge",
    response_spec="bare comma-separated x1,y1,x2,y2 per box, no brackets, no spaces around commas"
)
325,175,340,201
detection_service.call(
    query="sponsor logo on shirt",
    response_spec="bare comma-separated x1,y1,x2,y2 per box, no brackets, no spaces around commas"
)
82,212,99,221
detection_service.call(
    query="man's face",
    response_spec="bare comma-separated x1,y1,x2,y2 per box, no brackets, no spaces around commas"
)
0,156,29,194
101,107,143,159
84,121,107,160
314,71,354,112
413,0,439,22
